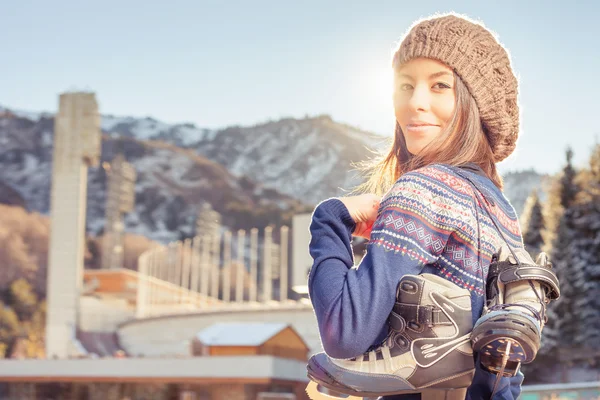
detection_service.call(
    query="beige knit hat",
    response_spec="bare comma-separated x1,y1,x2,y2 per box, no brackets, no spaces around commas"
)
393,13,519,162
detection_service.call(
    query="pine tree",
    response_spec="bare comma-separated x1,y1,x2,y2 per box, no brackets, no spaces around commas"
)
560,148,579,211
570,144,600,351
541,147,581,355
521,189,545,259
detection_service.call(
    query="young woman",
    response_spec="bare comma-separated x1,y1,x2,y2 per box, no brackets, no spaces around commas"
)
307,13,537,400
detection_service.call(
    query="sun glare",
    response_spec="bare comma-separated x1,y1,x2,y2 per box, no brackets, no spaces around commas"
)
369,63,396,134
372,64,395,106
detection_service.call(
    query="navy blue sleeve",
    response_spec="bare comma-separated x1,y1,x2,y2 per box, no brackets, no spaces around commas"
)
308,172,456,359
307,198,401,358
467,354,524,400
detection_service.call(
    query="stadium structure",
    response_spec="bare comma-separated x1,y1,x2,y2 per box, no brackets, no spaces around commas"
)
0,92,320,400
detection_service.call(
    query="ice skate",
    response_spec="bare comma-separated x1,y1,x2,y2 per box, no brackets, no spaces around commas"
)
306,274,475,400
470,246,560,380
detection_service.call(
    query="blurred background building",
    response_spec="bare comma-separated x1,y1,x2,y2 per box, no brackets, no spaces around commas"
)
0,92,318,400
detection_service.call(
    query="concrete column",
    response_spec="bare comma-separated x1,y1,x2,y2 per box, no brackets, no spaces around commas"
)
181,239,192,304
222,230,232,302
175,241,184,304
280,225,289,302
200,235,210,300
190,237,200,294
236,229,246,302
46,92,100,359
250,228,258,302
263,226,273,302
167,242,177,284
210,232,220,300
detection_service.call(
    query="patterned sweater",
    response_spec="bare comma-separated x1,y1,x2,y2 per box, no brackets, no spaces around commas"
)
308,163,525,400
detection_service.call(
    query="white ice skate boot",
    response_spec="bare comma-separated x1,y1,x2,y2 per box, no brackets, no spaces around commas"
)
306,273,475,400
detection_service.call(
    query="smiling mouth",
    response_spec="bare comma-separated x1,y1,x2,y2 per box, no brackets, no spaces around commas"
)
405,124,440,132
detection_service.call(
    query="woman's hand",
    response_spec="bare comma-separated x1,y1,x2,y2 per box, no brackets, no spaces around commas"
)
338,194,381,239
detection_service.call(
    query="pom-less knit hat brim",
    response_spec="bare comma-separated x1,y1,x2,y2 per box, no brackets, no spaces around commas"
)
393,12,520,163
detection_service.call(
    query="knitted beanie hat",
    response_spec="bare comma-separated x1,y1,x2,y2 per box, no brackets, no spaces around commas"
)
393,13,519,162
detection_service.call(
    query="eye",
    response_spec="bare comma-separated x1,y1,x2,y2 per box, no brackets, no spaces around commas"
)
397,83,413,91
433,82,452,90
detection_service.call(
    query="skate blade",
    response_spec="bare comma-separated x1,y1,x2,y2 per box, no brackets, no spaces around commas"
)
306,381,363,400
479,338,522,377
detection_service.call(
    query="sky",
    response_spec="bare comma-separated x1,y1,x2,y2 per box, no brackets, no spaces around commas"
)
3,0,599,175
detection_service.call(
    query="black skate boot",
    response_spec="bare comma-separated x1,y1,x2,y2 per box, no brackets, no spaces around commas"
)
306,273,475,400
470,246,560,379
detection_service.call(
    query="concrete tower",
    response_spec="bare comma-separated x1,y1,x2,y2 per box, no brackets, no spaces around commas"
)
102,153,136,269
195,202,221,238
45,92,101,359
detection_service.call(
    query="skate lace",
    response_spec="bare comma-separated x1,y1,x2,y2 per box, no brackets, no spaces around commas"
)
486,279,547,324
487,301,542,323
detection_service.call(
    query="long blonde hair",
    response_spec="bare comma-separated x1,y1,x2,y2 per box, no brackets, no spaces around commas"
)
357,71,503,195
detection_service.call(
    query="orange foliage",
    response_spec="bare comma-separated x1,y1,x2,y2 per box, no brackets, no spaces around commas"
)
0,205,49,294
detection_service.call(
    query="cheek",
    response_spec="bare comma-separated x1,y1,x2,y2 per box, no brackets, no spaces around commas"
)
435,96,456,125
393,96,408,120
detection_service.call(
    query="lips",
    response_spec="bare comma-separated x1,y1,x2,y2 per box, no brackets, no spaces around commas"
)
407,122,438,127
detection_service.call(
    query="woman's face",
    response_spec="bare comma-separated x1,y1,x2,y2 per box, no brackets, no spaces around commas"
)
393,58,456,155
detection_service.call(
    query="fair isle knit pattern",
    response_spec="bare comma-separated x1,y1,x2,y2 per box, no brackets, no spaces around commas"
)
369,163,523,298
307,164,525,398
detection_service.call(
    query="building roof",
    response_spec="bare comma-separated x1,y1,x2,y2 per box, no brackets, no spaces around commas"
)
77,330,125,357
195,322,289,346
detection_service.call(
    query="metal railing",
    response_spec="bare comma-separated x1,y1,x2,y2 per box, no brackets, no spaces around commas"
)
136,226,296,318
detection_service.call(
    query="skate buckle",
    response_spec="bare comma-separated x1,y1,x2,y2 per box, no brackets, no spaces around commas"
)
306,381,362,400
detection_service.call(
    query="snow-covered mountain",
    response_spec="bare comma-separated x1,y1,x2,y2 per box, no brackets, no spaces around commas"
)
190,115,388,205
100,114,216,148
0,110,305,243
2,106,387,206
0,105,548,243
99,113,387,205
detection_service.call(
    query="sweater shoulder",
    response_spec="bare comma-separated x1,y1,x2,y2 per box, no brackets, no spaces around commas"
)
387,163,475,202
395,164,513,209
387,163,519,227
381,164,479,232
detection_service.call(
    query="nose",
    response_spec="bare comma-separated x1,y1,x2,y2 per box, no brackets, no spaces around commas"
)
407,85,431,112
